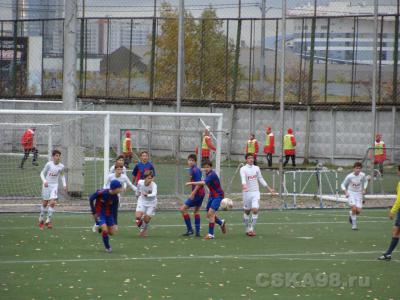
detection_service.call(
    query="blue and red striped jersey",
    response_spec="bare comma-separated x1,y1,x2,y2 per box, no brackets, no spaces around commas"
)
132,161,156,183
89,189,119,217
204,170,224,198
189,165,205,197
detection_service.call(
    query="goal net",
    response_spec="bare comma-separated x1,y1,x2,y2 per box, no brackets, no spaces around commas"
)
0,109,223,212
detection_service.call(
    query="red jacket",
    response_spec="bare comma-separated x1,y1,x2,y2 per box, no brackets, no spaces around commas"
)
245,139,259,157
21,129,35,150
196,135,216,158
284,135,296,155
263,133,275,154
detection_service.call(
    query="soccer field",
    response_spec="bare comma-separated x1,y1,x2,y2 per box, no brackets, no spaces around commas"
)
0,209,398,300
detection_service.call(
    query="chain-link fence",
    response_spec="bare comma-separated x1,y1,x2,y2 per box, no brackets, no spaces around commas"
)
0,1,398,105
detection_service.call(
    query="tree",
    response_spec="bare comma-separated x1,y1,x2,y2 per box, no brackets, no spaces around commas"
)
150,4,238,100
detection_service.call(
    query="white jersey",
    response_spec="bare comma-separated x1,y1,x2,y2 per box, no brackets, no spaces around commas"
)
240,164,268,192
137,180,157,202
104,173,137,192
341,172,368,194
109,165,127,175
40,161,66,187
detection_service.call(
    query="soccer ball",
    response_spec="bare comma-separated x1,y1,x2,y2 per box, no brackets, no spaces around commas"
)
220,198,233,210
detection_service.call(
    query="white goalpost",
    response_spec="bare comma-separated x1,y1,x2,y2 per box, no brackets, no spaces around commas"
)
0,109,223,201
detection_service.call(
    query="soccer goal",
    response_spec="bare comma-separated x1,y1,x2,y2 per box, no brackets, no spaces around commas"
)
0,109,223,205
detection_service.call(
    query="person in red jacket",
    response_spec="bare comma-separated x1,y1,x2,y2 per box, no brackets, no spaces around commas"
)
283,128,296,167
196,128,216,163
374,133,386,177
263,126,275,167
122,130,133,168
245,134,259,165
20,127,39,168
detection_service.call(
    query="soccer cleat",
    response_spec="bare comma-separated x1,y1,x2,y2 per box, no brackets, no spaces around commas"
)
105,247,112,253
182,230,194,237
204,234,215,240
39,220,45,230
247,231,256,237
92,223,99,233
135,219,143,228
195,232,201,237
32,161,39,166
220,219,227,234
352,225,358,230
377,254,391,261
45,222,53,229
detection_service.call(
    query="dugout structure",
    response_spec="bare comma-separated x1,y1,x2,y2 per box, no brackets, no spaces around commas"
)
0,109,223,203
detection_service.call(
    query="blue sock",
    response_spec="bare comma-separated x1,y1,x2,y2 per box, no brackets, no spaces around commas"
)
215,217,223,226
385,237,399,255
194,213,201,234
183,213,193,232
102,232,110,249
208,222,215,235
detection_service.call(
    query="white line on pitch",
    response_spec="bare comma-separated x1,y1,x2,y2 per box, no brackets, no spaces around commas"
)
0,220,390,230
0,250,384,265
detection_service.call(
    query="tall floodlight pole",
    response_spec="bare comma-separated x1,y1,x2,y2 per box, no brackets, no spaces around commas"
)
370,0,378,193
63,0,78,111
177,0,184,113
261,0,266,84
279,0,287,200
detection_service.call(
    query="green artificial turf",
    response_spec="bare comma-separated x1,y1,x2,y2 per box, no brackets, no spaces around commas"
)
0,209,398,300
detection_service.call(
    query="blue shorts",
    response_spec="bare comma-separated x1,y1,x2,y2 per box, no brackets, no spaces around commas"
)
98,214,115,227
395,211,400,227
206,197,223,212
184,195,205,208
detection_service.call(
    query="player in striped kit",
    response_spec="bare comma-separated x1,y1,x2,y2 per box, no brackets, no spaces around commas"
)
39,150,67,229
341,162,369,230
240,153,276,236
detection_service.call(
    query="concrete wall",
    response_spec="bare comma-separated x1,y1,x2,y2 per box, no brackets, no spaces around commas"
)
1,100,399,165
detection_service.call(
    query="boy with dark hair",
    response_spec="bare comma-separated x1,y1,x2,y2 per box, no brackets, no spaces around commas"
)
132,151,156,185
180,154,205,237
341,162,369,230
89,180,122,252
186,159,226,240
39,149,67,229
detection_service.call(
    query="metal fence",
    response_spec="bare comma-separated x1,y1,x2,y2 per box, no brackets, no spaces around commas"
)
0,1,399,105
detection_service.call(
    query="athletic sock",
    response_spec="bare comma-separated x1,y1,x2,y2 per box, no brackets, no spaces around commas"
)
215,217,223,226
182,213,193,232
194,213,201,234
251,213,258,229
102,231,110,249
351,214,356,226
39,205,47,221
47,207,55,222
243,213,250,230
385,237,399,255
208,222,215,235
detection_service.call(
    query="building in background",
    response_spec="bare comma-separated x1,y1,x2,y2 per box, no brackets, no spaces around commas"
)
287,1,399,65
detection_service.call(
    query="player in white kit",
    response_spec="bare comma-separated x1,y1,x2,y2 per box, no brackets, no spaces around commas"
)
341,162,369,230
109,155,127,174
39,150,67,229
240,153,276,236
135,170,157,237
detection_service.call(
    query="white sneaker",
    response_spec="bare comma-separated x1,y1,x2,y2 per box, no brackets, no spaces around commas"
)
204,234,215,240
92,223,99,233
352,225,358,230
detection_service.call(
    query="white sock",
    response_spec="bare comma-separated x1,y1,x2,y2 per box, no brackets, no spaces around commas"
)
39,205,47,221
351,214,356,226
143,220,150,230
47,207,55,222
251,213,258,228
243,214,250,230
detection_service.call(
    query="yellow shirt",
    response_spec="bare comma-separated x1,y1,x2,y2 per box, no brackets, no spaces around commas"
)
390,182,400,215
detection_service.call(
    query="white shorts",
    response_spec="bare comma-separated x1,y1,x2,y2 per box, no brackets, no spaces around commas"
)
42,184,58,200
136,199,157,216
243,191,260,210
348,191,363,209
